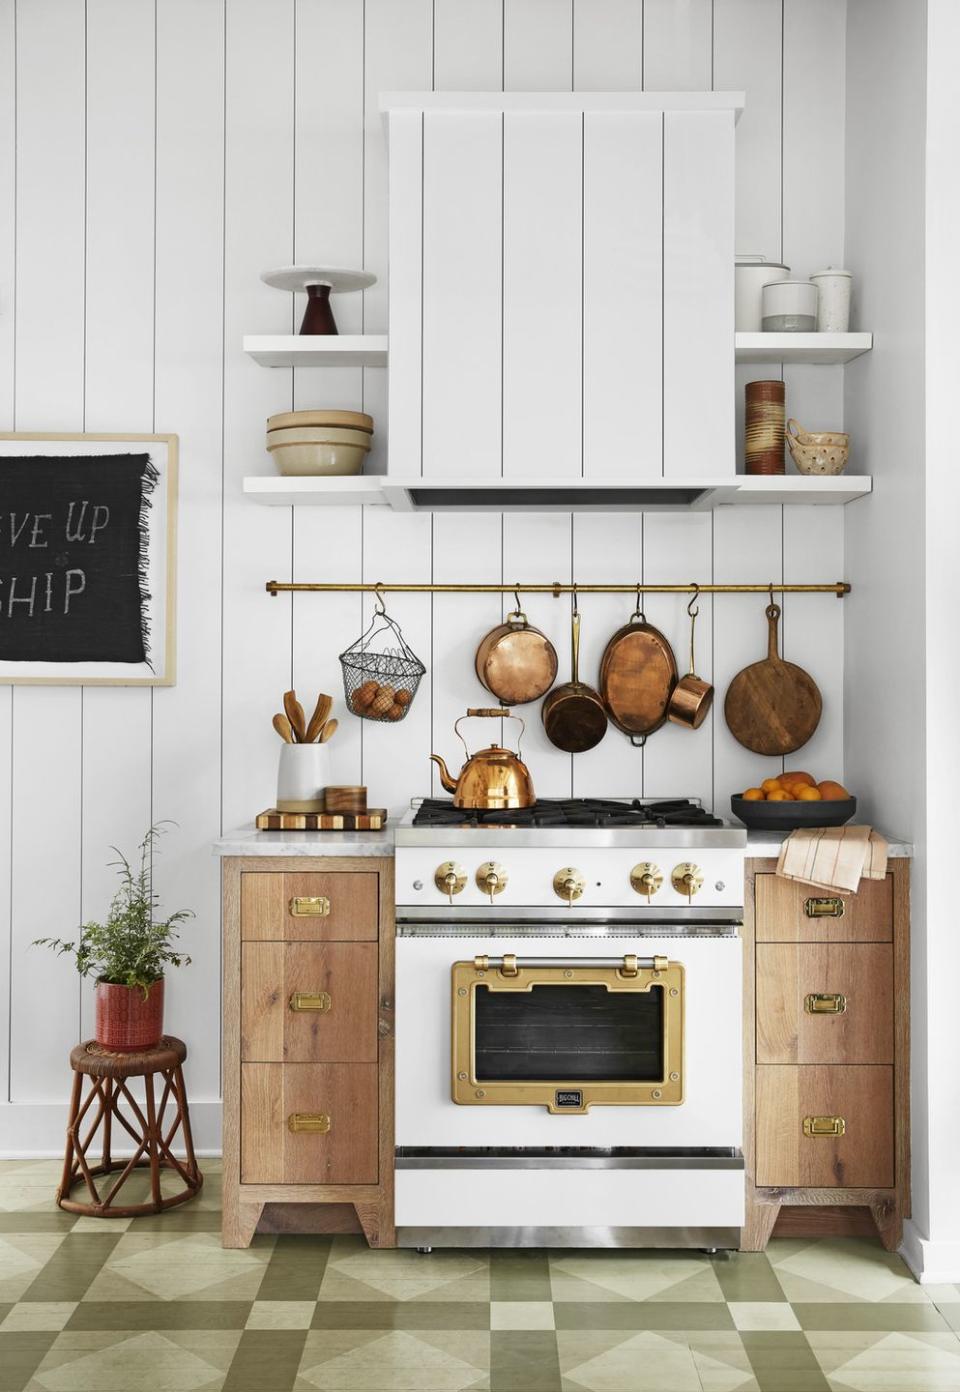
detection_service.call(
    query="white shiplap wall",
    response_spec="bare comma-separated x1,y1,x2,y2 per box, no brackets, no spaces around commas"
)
0,0,847,1151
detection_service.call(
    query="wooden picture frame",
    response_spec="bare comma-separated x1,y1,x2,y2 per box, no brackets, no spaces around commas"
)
0,433,178,686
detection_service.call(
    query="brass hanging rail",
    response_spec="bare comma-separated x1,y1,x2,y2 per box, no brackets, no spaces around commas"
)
266,580,851,598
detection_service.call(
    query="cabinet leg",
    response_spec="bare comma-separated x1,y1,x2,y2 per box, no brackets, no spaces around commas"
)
870,1198,903,1252
355,1199,395,1249
223,1196,262,1249
741,1196,780,1251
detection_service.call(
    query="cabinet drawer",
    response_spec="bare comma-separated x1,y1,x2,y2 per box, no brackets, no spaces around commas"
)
241,872,378,942
241,1062,378,1185
757,943,893,1064
241,942,378,1063
756,873,892,943
756,1065,893,1188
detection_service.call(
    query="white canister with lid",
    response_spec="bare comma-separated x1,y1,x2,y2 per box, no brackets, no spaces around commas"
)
735,254,791,331
810,266,852,332
761,279,818,333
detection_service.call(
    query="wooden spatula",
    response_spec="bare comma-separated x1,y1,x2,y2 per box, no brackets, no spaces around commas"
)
319,718,339,744
304,692,333,744
272,713,295,743
283,690,307,742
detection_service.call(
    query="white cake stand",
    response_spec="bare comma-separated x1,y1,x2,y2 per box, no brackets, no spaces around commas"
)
261,266,377,335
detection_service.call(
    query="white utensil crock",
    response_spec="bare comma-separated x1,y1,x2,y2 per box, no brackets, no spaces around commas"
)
735,254,791,331
810,266,852,332
277,743,330,813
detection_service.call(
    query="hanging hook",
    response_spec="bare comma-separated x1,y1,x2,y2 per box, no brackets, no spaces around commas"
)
572,581,579,616
514,584,523,615
687,584,700,619
633,582,645,622
374,583,387,616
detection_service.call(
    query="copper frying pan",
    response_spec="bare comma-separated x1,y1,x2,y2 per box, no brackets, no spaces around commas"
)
541,605,607,753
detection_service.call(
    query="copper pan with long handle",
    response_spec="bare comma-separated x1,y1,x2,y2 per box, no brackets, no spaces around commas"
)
541,606,607,753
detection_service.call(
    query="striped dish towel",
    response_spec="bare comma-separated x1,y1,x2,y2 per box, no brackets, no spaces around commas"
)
776,826,889,895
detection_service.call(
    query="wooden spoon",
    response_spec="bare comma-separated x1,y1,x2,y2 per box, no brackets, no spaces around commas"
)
283,690,307,742
272,713,295,743
304,692,333,744
319,718,339,744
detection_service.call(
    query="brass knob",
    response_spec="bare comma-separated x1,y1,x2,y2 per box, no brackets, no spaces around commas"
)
630,862,663,899
434,861,467,902
476,861,508,902
671,862,704,900
553,867,585,903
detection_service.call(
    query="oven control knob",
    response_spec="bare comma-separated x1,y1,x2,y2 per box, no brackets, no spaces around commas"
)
630,862,663,899
476,861,508,902
553,867,586,903
435,861,467,902
671,862,704,900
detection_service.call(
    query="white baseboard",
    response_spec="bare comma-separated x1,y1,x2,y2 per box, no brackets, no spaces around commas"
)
0,1100,223,1159
901,1219,960,1283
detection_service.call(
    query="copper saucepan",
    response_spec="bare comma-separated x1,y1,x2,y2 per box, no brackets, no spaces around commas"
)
667,587,714,729
475,601,558,706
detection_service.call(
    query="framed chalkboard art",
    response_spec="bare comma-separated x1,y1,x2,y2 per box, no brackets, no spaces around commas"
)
0,434,177,685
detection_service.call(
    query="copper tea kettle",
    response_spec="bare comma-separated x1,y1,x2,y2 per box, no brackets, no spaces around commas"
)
430,708,535,809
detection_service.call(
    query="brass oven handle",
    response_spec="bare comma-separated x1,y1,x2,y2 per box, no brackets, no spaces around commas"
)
803,1115,845,1138
804,896,844,918
289,991,332,1013
288,1112,331,1134
805,992,846,1015
289,896,330,917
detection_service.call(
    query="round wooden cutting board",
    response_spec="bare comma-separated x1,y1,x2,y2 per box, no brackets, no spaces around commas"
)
723,603,822,755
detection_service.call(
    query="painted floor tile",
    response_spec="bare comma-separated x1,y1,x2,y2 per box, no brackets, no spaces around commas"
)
25,1328,240,1391
557,1328,703,1390
296,1327,490,1390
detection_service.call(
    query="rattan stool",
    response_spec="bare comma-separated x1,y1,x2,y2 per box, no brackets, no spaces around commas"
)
57,1036,203,1218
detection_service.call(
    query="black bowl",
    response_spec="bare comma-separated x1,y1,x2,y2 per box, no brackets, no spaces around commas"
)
731,795,857,832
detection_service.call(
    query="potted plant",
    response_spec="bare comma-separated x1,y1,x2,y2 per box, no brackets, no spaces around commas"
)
35,825,193,1051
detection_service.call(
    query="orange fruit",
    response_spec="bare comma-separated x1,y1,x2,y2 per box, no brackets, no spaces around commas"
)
761,777,783,794
766,789,791,801
797,785,822,801
781,770,815,790
818,780,850,801
742,787,765,801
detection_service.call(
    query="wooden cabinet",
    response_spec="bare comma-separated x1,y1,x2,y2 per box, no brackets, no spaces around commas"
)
222,857,394,1249
744,860,909,1253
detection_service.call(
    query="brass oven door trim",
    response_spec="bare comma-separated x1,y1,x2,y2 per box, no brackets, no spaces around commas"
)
451,958,684,1113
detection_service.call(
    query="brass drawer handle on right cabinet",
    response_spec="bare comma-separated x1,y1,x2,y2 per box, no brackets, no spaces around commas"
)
804,896,845,918
805,992,847,1015
288,1112,331,1134
803,1115,846,1138
289,991,331,1013
289,896,330,917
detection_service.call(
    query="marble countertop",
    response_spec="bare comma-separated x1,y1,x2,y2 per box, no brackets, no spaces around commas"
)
745,829,913,858
213,826,396,857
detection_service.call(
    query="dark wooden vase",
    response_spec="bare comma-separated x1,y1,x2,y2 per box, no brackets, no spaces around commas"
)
94,979,164,1051
299,283,338,335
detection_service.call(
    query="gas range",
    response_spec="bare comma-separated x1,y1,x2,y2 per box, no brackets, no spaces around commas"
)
393,798,747,1250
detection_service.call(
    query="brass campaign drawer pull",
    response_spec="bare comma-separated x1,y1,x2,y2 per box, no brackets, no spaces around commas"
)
289,896,330,917
805,992,847,1015
289,991,331,1013
288,1112,331,1134
804,896,845,918
803,1115,845,1138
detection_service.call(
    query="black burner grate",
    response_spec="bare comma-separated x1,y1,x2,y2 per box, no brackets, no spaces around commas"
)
410,797,723,829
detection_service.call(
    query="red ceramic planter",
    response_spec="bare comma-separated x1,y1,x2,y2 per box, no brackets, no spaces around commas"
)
94,978,164,1051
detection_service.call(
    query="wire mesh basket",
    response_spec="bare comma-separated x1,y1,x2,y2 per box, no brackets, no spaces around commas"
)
339,596,426,723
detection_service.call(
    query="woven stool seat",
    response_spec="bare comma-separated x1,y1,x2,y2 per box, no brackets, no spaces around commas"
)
57,1035,202,1218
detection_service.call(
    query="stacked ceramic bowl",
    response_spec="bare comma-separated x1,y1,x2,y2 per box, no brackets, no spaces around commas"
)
785,418,849,476
266,409,373,476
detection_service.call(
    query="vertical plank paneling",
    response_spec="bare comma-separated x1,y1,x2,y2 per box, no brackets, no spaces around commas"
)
152,0,225,1104
220,0,295,836
663,111,735,477
434,0,503,89
571,514,642,797
641,513,714,806
502,113,582,479
0,0,15,1097
782,506,844,782
10,0,87,1100
712,506,784,808
583,112,661,478
422,113,502,478
714,0,782,260
643,0,712,90
504,0,573,89
79,0,155,1039
384,109,423,477
573,0,642,89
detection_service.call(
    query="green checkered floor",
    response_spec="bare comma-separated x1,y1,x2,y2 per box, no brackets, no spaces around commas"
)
2,1160,959,1390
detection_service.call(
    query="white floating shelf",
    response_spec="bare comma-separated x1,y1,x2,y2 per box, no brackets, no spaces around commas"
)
243,334,388,368
244,474,872,511
735,332,873,365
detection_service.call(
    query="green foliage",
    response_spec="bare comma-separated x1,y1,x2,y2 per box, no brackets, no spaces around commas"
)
34,824,193,995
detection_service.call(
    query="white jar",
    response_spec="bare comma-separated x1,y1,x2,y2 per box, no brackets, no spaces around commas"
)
761,279,818,333
735,254,790,331
810,266,852,332
277,743,331,813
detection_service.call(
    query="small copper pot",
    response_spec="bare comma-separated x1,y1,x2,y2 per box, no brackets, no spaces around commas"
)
667,593,714,730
